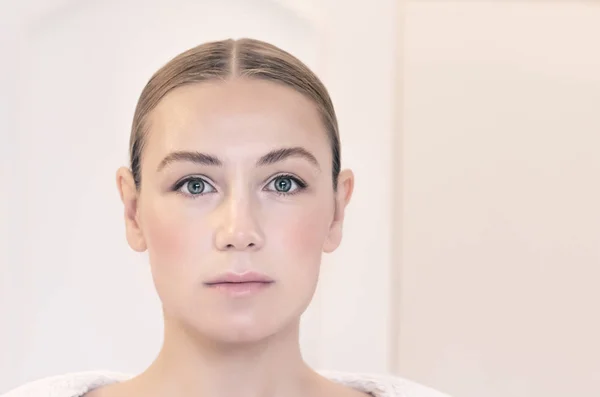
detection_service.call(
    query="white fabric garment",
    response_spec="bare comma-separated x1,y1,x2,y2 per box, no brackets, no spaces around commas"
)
1,370,451,397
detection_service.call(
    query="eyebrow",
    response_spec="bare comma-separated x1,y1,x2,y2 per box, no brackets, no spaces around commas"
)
157,151,222,171
256,147,320,170
156,146,321,172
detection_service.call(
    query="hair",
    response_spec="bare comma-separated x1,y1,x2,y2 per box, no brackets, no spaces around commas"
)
129,38,341,191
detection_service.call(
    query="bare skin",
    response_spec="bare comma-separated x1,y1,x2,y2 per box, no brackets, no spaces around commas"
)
86,78,362,397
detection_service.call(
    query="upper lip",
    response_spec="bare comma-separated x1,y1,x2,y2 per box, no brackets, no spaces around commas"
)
204,271,274,285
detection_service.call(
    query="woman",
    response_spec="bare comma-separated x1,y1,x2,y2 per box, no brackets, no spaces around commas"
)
3,38,450,397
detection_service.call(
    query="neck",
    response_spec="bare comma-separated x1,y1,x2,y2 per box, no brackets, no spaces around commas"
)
136,315,319,397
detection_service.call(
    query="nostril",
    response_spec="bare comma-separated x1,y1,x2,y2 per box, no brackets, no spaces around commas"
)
224,242,255,249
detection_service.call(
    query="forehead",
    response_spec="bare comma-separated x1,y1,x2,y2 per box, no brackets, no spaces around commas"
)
144,78,330,163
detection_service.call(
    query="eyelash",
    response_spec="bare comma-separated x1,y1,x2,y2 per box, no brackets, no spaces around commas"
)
172,174,308,199
270,173,308,196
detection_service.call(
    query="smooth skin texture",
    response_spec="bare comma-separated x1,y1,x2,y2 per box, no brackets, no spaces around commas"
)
86,78,360,397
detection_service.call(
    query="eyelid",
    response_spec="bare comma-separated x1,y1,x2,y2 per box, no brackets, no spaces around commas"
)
172,173,307,196
263,173,308,196
173,175,218,194
264,173,307,187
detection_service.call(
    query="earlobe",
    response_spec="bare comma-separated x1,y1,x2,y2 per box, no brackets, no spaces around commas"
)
116,167,147,252
323,169,355,253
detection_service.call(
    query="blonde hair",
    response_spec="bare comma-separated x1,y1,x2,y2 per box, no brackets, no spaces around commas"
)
129,38,341,190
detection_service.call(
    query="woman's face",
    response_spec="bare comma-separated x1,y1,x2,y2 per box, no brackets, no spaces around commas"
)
118,78,353,344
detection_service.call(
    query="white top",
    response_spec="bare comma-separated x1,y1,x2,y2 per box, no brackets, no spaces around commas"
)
1,370,451,397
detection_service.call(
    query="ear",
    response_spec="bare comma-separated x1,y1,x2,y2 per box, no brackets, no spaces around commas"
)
116,167,147,252
323,169,354,253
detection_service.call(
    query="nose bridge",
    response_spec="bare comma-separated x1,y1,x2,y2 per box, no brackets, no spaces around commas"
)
214,184,263,250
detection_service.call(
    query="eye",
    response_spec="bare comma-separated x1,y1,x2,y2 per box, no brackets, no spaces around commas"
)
174,177,216,197
265,175,307,195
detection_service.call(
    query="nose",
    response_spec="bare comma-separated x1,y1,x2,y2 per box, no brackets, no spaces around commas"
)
214,193,264,252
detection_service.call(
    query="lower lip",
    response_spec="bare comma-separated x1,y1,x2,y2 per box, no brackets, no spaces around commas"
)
206,281,274,297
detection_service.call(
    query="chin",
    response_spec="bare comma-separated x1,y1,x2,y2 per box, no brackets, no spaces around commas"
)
200,316,283,345
166,295,310,346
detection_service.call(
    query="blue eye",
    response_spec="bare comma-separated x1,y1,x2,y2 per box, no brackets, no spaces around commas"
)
174,177,216,197
186,179,205,195
266,175,307,195
275,177,293,192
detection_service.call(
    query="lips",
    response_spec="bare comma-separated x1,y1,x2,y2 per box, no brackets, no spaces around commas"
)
203,271,274,297
204,271,274,286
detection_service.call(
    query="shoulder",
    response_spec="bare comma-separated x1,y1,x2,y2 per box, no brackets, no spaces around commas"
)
319,370,452,397
2,370,451,397
1,372,131,397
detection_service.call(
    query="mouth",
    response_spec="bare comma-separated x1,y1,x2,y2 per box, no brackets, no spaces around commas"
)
203,272,275,297
204,281,274,296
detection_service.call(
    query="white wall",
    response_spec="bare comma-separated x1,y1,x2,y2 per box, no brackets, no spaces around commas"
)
397,2,600,397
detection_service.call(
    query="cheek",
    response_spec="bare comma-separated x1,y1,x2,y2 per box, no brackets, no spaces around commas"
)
144,206,185,262
140,198,211,284
284,216,327,254
266,203,333,314
268,201,333,265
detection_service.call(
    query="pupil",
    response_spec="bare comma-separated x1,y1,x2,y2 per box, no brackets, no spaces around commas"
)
188,179,204,194
276,178,291,192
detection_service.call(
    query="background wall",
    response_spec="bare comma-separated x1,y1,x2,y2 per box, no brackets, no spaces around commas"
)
397,2,600,397
1,1,599,397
